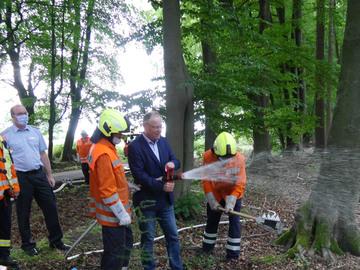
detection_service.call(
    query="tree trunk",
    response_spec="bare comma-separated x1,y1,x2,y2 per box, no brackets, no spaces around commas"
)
314,0,326,149
163,0,194,200
248,0,272,171
275,0,360,258
291,0,309,147
62,0,94,161
276,5,295,154
201,40,218,151
48,0,66,160
4,0,36,120
325,0,335,144
48,0,57,161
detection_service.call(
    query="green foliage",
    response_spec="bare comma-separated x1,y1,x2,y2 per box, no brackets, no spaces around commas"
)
174,191,203,220
294,253,311,269
52,143,77,161
53,144,64,160
179,0,343,149
194,136,205,159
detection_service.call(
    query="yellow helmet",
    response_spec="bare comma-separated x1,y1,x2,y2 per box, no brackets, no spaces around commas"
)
98,109,130,136
213,132,236,157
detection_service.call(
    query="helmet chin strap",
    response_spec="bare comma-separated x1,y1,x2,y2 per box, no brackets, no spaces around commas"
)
218,153,236,161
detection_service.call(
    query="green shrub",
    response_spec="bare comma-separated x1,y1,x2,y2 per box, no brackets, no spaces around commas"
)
53,144,64,159
174,192,203,220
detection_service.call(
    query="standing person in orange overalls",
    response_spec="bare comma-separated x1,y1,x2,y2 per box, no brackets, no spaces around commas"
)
76,130,92,185
88,109,133,270
201,132,246,261
0,136,21,268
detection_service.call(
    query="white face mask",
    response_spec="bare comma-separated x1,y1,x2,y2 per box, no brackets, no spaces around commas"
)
16,114,29,127
112,137,121,145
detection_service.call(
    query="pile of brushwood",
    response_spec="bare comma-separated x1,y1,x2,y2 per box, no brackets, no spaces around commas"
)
9,150,360,269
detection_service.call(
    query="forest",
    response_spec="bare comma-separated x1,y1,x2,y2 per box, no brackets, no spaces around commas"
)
2,0,360,269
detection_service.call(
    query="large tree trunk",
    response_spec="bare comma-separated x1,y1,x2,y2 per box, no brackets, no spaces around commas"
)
275,0,360,258
163,0,194,200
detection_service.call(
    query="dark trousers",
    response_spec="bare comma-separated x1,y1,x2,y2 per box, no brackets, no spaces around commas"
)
16,169,63,251
101,225,133,270
0,192,11,258
81,163,90,185
203,198,242,259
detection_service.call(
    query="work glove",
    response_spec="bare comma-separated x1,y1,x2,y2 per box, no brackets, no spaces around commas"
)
127,181,141,193
225,195,237,213
109,201,131,226
76,153,80,163
205,192,221,212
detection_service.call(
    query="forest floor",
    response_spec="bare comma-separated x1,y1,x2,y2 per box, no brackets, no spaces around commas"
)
8,149,360,269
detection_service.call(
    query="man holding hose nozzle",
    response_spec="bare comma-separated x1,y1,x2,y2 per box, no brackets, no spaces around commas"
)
128,111,183,270
201,131,247,261
88,109,133,270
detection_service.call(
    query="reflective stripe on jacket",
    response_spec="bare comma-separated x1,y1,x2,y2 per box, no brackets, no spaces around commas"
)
76,137,93,163
88,138,131,227
0,136,19,200
202,150,246,202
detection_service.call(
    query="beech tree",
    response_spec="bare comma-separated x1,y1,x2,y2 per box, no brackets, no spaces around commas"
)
163,0,194,199
275,0,360,258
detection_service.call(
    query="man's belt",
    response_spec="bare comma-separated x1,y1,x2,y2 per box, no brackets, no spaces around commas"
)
18,168,42,175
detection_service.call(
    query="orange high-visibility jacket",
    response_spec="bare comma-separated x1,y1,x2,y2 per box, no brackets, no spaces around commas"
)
88,138,131,227
0,136,19,200
76,137,93,163
202,150,246,203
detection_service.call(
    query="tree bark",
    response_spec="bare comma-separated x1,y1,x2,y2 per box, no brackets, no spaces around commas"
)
275,0,360,258
163,0,194,200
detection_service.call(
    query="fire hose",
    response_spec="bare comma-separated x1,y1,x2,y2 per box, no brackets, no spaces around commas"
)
65,220,230,261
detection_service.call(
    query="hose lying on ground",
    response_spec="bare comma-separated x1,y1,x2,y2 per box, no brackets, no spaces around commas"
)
65,221,230,261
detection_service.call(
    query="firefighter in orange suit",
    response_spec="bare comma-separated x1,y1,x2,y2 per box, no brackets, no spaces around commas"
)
201,132,246,260
88,109,133,270
76,130,92,184
0,136,21,268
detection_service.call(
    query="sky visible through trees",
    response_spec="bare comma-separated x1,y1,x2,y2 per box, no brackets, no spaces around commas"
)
0,36,164,138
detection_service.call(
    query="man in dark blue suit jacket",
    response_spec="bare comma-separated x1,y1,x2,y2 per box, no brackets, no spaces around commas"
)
128,111,183,270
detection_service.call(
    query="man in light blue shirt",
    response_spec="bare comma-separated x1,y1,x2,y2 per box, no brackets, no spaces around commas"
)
4,123,48,173
1,104,70,256
142,133,160,161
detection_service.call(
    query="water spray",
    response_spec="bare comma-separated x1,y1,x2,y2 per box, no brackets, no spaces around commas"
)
172,158,245,184
161,161,284,234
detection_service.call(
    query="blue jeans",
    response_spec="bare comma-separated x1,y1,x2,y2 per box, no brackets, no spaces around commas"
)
138,205,183,270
